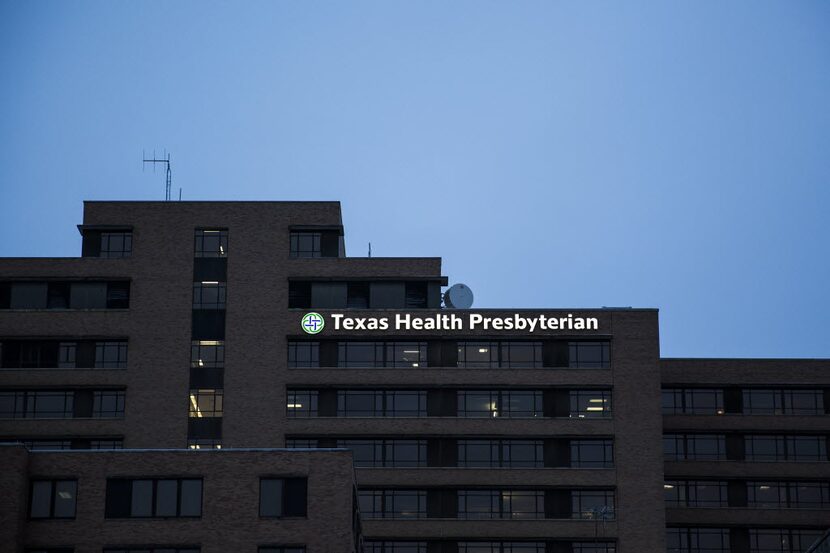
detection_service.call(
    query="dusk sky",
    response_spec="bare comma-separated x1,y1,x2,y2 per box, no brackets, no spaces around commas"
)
1,1,828,358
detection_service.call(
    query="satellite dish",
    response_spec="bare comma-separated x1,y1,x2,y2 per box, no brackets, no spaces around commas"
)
444,283,474,309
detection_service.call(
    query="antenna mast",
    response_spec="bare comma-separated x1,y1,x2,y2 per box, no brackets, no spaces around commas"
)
142,150,173,201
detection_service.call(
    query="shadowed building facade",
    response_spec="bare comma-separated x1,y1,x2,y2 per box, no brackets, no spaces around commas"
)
0,201,827,553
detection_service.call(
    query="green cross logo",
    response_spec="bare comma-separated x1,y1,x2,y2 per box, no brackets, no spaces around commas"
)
301,312,325,334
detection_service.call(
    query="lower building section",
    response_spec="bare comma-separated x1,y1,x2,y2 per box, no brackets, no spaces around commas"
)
0,445,361,553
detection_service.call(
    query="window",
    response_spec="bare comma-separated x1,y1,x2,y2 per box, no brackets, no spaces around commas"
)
104,548,199,553
337,390,426,417
457,543,545,553
364,543,427,553
189,389,223,418
93,390,125,418
667,528,730,553
100,232,133,258
347,282,370,308
191,341,224,368
22,440,72,450
385,342,427,368
568,341,610,368
572,490,615,519
90,439,124,449
187,439,222,450
570,390,612,418
259,477,307,518
0,390,74,419
29,479,77,519
58,342,76,368
338,342,384,368
457,490,544,519
457,342,542,368
745,435,828,462
258,548,305,553
95,341,128,368
106,281,130,309
289,232,321,258
105,478,202,518
743,389,825,415
457,390,543,418
192,282,226,309
662,388,724,415
285,438,317,448
664,481,728,507
570,439,614,468
287,341,319,368
336,439,426,467
664,434,726,461
404,282,427,308
359,489,427,519
749,529,826,553
288,281,311,308
457,440,543,468
572,545,616,553
286,390,318,417
194,229,228,258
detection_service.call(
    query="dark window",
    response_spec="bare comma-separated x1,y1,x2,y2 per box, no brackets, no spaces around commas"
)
571,545,617,553
29,479,77,519
457,440,543,468
288,281,311,308
188,389,223,418
286,390,318,417
100,232,133,258
338,342,384,368
662,388,724,415
191,340,224,368
259,477,307,518
104,548,200,553
666,528,730,553
500,342,543,368
457,490,544,519
47,282,70,309
194,229,228,258
284,438,317,448
105,478,202,518
570,390,613,418
347,282,370,308
570,439,615,468
258,548,305,553
0,390,74,419
58,342,76,368
10,282,48,309
663,434,726,461
364,543,427,553
90,439,124,449
106,281,130,309
457,543,545,553
572,490,615,519
337,390,426,417
457,390,543,418
359,489,427,519
95,341,128,368
568,341,610,368
287,341,319,368
21,440,72,450
404,282,427,308
192,282,226,309
290,232,321,258
749,529,826,553
745,435,828,462
743,389,825,415
337,439,427,467
93,390,125,418
664,480,728,507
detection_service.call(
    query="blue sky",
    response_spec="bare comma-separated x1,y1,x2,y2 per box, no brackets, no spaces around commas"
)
1,1,828,358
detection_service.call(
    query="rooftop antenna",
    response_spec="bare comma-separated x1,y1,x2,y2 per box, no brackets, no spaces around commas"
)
142,149,173,201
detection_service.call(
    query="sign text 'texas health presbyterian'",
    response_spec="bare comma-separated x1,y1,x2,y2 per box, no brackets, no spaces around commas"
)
301,312,599,335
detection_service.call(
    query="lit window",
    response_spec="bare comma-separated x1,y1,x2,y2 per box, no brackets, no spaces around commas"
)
189,389,223,418
286,390,318,417
570,390,612,418
457,390,543,418
191,340,225,369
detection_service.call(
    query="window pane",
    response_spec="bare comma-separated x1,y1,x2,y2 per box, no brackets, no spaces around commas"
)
30,481,53,518
194,229,228,257
131,480,153,517
569,342,610,368
179,479,202,516
155,480,177,517
260,478,283,517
